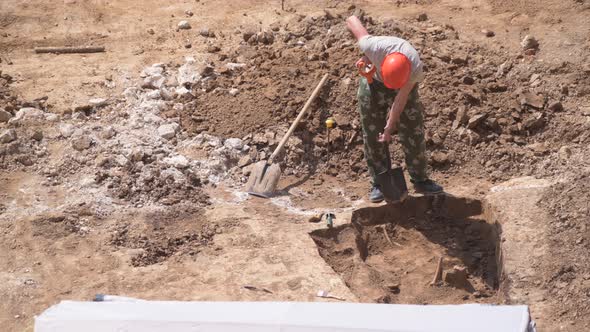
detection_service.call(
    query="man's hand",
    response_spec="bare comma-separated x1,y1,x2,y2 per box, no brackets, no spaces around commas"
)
355,56,370,69
378,124,396,143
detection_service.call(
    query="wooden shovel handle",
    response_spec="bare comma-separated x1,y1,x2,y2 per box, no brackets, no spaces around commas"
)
269,73,329,163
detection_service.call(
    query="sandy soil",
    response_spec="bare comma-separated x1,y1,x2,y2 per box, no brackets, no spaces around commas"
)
1,1,590,331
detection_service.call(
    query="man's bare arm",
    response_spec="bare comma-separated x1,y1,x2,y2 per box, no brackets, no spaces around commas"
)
346,16,368,41
379,81,415,142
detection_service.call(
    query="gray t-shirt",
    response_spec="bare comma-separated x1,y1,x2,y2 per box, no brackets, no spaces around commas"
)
359,35,424,85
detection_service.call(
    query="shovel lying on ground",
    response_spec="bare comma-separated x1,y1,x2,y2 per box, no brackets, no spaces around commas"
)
246,73,329,198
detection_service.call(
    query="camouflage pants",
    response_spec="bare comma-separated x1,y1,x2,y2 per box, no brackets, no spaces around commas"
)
357,77,428,183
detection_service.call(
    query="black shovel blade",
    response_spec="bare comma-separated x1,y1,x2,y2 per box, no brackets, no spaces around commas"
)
375,167,408,203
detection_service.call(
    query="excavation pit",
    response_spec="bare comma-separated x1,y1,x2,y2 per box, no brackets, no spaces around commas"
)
311,195,502,304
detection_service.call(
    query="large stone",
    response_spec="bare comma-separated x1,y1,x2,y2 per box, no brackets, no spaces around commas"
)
158,123,179,139
0,129,17,143
0,108,12,122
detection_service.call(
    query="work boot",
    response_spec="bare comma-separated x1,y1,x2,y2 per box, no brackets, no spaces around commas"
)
369,185,385,203
412,179,444,195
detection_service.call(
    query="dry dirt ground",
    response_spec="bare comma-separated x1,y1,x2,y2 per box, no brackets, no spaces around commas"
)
1,0,590,331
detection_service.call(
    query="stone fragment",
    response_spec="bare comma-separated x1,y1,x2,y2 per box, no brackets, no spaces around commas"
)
467,114,486,129
520,92,544,109
431,151,449,164
228,88,239,96
482,29,495,37
417,13,428,21
8,107,45,125
0,108,12,122
0,129,17,143
158,123,179,139
559,146,572,160
71,135,92,151
177,57,201,86
238,155,253,168
520,35,539,50
548,101,563,112
59,123,75,138
224,138,244,150
31,130,43,141
163,155,189,169
178,21,191,30
101,126,116,139
89,98,109,107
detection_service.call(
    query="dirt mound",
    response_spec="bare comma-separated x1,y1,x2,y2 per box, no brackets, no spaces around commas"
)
178,9,589,183
0,73,53,170
311,195,500,304
109,205,218,266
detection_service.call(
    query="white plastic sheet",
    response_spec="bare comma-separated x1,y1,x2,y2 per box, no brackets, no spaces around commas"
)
35,301,535,332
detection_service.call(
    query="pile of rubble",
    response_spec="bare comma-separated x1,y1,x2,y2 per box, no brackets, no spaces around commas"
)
173,8,590,183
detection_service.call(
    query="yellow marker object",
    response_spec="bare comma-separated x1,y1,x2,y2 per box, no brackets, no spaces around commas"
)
325,118,335,129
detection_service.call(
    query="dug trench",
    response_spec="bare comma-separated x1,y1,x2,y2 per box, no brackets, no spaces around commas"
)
311,195,503,305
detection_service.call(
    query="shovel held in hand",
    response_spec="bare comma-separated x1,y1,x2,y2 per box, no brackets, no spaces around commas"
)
245,73,329,198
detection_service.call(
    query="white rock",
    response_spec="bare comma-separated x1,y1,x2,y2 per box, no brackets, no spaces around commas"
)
229,88,239,96
143,74,166,89
115,154,130,167
225,63,246,71
163,155,189,169
159,87,173,100
145,89,161,100
89,98,109,107
123,87,140,101
173,103,184,112
177,20,191,30
141,64,164,77
177,57,201,86
59,123,75,138
8,107,45,125
224,138,244,150
158,123,179,139
0,129,17,143
175,86,192,97
45,113,60,122
193,133,222,147
0,108,12,122
160,167,186,183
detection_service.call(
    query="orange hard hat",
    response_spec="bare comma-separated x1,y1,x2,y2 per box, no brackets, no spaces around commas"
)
381,52,411,89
